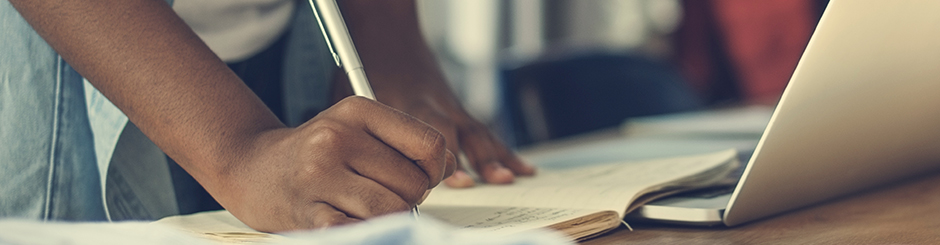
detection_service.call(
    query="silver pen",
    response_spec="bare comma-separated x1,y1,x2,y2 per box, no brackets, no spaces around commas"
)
308,0,420,217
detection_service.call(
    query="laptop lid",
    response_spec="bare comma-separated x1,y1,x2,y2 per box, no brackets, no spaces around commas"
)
723,0,940,226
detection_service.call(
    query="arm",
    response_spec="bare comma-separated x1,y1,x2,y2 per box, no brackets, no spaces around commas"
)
10,0,454,231
334,0,535,187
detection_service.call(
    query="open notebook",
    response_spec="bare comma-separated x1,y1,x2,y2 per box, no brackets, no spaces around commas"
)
420,149,738,240
155,149,738,241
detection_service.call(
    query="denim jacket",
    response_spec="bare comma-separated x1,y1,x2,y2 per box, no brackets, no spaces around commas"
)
0,0,332,221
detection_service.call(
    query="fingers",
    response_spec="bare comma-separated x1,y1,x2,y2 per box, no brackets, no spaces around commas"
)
443,150,457,180
457,122,536,185
347,135,431,204
444,170,476,188
325,171,412,220
334,96,451,189
409,106,520,188
304,97,458,222
347,140,457,205
488,136,535,176
408,107,460,181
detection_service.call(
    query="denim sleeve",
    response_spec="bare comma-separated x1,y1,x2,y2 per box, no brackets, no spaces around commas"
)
0,0,326,222
0,0,108,221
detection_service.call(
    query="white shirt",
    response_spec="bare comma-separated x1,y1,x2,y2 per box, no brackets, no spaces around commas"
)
173,0,295,62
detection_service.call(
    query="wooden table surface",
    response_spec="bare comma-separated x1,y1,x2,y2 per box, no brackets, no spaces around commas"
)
581,170,940,244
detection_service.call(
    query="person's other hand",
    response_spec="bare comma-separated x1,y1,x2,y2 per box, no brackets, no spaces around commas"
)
210,97,456,232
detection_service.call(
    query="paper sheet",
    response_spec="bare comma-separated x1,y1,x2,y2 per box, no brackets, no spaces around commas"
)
420,206,599,235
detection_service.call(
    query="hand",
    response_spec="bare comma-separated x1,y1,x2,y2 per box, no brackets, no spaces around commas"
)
209,97,456,232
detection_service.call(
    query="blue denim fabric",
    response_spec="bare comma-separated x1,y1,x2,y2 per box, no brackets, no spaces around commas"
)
1,0,331,221
83,79,128,209
1,0,180,221
0,0,107,221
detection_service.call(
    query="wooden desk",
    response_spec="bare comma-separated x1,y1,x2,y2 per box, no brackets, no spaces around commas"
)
582,171,940,244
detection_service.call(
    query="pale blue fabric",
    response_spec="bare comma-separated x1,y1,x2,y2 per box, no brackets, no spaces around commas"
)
1,0,176,221
0,0,107,221
83,79,128,222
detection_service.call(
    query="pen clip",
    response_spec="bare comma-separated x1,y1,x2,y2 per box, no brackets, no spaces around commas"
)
308,0,342,67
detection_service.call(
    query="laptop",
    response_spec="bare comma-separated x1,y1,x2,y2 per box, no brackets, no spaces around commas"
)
627,0,940,226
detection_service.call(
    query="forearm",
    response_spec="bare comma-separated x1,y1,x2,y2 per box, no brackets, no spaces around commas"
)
338,0,429,71
337,0,458,108
10,0,283,182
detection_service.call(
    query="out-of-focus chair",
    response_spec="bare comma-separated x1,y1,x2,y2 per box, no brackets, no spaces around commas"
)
501,54,702,147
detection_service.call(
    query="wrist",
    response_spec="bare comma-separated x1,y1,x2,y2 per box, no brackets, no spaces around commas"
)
184,125,289,201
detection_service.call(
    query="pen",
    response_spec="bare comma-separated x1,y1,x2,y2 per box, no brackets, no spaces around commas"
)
308,0,420,217
309,0,375,99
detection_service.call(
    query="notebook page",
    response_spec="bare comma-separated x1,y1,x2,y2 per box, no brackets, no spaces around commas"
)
420,206,601,235
156,210,289,243
422,149,736,217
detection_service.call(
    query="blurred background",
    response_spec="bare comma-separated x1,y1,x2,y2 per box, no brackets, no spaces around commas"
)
413,0,828,147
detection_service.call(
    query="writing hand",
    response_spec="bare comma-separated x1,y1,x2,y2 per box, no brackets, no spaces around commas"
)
212,97,456,232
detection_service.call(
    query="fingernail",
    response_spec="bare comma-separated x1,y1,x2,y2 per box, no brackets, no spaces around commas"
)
495,165,512,177
520,160,536,174
489,164,514,184
447,170,475,188
454,170,475,183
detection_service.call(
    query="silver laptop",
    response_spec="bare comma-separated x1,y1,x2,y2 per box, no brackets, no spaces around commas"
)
628,0,940,226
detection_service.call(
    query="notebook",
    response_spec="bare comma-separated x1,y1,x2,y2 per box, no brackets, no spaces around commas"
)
420,149,738,240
